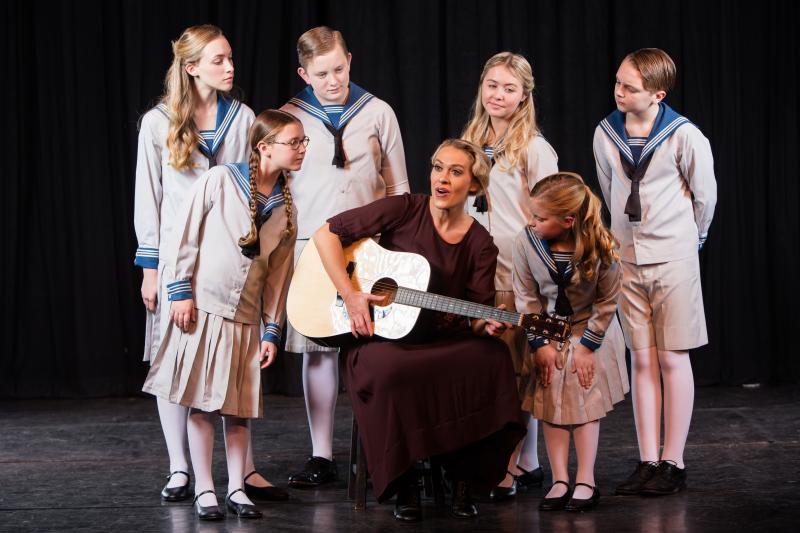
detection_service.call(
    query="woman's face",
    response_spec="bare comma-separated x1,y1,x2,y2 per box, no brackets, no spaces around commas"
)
186,36,234,93
429,146,479,211
480,65,526,122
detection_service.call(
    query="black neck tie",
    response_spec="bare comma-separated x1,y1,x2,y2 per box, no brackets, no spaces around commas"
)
324,123,346,168
620,153,653,222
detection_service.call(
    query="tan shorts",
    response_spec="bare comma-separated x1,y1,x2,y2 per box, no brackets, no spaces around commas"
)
284,239,339,354
619,255,708,351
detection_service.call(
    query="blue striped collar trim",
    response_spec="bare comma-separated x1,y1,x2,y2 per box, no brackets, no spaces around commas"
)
198,95,242,158
226,163,285,214
289,83,374,130
599,103,689,165
525,227,573,278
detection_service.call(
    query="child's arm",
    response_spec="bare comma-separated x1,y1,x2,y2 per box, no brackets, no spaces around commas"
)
679,128,717,248
134,112,163,271
259,232,295,365
378,106,410,196
581,259,623,352
525,137,559,190
164,173,221,330
592,128,613,207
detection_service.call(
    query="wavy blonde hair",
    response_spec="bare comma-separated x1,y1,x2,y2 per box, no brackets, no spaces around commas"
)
461,52,539,172
238,110,297,251
431,138,491,199
530,173,619,282
161,24,228,170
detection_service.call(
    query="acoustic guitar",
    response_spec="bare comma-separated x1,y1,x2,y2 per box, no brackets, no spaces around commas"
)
287,237,571,347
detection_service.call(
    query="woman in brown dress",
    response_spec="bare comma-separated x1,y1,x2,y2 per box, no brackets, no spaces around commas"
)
310,139,526,522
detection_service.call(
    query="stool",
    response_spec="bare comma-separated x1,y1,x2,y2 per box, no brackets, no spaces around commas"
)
347,417,446,510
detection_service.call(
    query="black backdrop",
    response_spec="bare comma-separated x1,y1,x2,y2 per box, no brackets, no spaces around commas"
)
2,0,798,398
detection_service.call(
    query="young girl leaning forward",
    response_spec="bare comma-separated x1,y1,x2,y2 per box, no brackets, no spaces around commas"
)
143,110,303,520
512,172,628,512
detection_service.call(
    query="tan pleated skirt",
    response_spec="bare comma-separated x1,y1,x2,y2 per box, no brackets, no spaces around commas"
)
142,310,263,418
521,316,629,425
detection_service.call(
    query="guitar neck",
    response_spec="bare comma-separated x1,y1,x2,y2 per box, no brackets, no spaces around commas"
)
395,287,523,326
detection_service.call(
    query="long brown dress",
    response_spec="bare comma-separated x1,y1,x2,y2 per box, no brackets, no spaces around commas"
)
328,193,526,501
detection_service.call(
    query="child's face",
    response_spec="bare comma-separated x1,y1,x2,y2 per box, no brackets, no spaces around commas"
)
481,65,526,122
429,146,479,212
614,59,664,115
298,45,352,106
529,198,574,241
186,37,235,93
265,122,307,172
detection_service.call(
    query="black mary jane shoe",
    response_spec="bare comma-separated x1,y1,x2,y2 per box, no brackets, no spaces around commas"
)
225,488,263,519
160,470,191,502
615,461,659,495
639,461,687,495
538,480,573,511
564,483,600,512
451,480,478,519
243,470,289,501
489,471,518,502
287,456,338,488
515,465,544,489
393,474,422,522
193,489,224,521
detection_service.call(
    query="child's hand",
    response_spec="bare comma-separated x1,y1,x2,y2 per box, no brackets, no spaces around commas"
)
260,341,278,369
535,344,563,387
170,299,196,332
141,269,158,313
571,344,595,389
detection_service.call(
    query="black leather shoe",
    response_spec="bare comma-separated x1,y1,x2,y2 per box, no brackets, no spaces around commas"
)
515,465,544,489
160,470,191,502
193,490,223,521
615,461,659,495
538,480,572,511
288,456,338,488
393,474,422,522
489,472,518,502
639,461,687,495
243,470,289,501
564,483,600,512
225,488,263,519
451,480,478,518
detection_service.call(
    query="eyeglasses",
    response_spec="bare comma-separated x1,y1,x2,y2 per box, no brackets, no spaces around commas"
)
270,136,310,150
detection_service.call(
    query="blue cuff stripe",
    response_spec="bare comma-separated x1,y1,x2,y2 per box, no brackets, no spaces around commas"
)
526,331,548,349
261,323,282,344
167,280,193,301
580,328,604,351
135,247,159,269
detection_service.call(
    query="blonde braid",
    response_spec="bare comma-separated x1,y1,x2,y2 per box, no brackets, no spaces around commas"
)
280,175,294,240
238,149,260,248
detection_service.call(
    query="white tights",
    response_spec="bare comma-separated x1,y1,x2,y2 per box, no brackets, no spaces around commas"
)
302,351,339,460
543,420,600,499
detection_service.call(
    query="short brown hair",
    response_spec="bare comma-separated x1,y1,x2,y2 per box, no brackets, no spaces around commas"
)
297,26,349,68
624,48,676,93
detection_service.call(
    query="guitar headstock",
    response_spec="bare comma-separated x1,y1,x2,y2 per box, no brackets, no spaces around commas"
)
520,313,571,343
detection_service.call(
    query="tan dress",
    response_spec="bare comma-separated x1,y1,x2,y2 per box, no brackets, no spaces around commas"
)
143,164,296,418
512,228,628,425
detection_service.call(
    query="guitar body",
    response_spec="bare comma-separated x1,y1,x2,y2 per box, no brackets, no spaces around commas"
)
287,238,431,346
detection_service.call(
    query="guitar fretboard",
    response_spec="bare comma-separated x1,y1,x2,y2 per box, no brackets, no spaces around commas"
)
395,287,523,325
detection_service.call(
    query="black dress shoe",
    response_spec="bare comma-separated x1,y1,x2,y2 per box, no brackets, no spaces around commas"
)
288,456,338,488
615,461,659,495
639,461,687,495
489,472,518,502
243,470,289,501
393,473,422,522
451,480,478,518
564,483,600,512
225,488,263,519
193,490,224,521
538,480,572,511
515,465,544,489
160,470,191,502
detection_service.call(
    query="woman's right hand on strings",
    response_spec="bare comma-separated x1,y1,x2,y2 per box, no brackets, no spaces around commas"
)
170,299,197,332
141,269,158,313
534,343,563,387
343,290,385,338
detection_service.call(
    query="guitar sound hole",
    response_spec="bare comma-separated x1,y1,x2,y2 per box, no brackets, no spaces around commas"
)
371,277,398,306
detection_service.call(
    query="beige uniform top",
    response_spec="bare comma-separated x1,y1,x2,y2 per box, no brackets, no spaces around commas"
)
593,119,717,265
165,164,296,342
280,95,410,240
468,136,558,290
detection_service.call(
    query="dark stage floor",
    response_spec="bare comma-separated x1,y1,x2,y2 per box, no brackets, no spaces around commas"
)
1,386,798,532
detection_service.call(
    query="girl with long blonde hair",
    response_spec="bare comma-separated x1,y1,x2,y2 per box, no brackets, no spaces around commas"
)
512,172,628,512
143,110,302,520
133,24,257,502
462,51,559,499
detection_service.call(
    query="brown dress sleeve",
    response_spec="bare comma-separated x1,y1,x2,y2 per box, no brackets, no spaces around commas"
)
327,193,414,246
